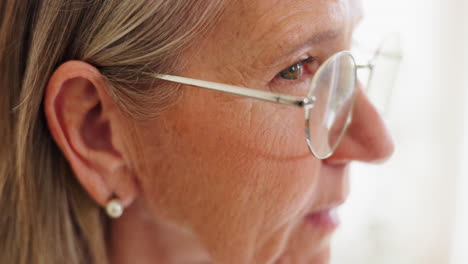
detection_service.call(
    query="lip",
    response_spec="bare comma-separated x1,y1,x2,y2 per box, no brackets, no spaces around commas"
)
303,198,345,231
305,208,340,231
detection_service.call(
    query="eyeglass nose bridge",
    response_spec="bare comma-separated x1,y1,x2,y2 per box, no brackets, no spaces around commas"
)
356,63,374,71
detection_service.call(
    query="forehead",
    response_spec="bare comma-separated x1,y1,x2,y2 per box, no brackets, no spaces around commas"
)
190,0,362,81
220,0,362,47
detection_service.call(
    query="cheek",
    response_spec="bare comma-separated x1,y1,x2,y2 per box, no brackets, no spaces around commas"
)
239,102,312,160
132,91,322,262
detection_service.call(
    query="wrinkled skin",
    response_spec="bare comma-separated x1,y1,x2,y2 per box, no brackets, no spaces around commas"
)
45,0,394,263
111,0,392,263
111,0,392,264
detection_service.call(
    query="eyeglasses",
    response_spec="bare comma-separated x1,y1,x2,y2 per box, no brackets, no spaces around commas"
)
355,34,403,115
155,36,402,159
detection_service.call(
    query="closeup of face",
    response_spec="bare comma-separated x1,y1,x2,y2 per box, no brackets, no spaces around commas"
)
113,0,394,263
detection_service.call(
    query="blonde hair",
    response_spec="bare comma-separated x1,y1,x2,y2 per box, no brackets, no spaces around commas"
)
0,0,224,263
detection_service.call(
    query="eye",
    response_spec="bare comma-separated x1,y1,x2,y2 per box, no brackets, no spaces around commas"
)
278,57,317,80
279,63,303,80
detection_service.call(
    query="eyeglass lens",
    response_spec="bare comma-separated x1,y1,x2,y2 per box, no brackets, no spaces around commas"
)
305,52,357,159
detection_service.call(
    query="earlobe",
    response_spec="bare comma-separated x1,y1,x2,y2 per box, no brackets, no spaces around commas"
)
44,61,138,209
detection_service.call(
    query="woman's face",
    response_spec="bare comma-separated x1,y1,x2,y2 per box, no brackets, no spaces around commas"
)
122,0,393,263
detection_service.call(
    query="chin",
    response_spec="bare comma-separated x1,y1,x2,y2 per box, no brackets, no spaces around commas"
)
273,244,332,264
271,216,336,264
310,246,332,264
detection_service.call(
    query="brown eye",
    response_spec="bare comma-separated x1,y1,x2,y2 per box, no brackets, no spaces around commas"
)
279,62,303,80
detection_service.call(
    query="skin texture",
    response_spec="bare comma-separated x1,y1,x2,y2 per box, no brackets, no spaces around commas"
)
44,0,393,263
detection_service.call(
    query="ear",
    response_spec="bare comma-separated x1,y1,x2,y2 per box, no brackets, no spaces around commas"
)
44,60,138,208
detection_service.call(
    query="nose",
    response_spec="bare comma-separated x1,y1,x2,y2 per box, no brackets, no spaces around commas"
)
325,86,395,164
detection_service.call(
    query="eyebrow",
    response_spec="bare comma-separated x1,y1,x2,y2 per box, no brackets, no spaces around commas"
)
274,28,342,63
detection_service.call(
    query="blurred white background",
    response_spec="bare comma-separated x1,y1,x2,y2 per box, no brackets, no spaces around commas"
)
331,0,468,264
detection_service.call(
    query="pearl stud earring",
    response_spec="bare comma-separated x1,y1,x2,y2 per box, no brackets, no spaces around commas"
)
105,198,123,219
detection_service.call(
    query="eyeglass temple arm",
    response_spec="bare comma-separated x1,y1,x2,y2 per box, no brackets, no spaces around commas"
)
156,74,314,107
